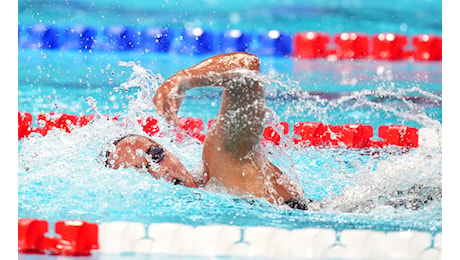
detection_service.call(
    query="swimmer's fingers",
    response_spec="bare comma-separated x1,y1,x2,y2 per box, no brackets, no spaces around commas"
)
165,93,184,126
163,101,178,126
154,93,178,126
154,74,189,126
153,80,175,118
153,85,183,126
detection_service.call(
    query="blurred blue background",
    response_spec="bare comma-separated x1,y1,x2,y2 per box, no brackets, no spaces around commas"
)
18,0,441,35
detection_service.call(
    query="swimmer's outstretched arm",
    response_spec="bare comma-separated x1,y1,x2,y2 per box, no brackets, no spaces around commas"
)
154,52,265,157
154,52,262,124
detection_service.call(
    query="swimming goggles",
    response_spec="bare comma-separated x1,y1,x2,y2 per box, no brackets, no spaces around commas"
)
146,146,165,165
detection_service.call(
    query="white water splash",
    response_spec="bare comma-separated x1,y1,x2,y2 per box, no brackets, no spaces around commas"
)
18,60,442,226
114,61,164,119
256,70,442,214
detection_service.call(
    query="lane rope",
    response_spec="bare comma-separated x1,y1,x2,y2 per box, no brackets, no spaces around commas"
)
18,218,442,257
18,24,442,61
18,111,421,149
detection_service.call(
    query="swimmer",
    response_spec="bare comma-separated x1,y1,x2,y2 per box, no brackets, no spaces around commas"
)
104,52,441,212
105,52,310,209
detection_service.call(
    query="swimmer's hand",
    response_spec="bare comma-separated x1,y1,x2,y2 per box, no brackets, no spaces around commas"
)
153,73,188,126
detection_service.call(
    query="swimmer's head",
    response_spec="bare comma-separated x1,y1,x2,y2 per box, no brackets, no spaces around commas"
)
104,134,198,188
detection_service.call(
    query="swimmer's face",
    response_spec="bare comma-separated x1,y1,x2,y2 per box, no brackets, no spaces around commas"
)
106,135,198,188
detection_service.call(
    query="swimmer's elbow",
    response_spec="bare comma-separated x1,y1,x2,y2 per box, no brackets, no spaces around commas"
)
235,52,260,71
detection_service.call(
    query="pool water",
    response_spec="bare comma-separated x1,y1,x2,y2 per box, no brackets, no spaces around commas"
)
18,0,441,35
18,50,442,232
18,0,442,258
18,50,441,128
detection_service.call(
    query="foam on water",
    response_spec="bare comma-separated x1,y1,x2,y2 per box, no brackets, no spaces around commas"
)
18,61,441,233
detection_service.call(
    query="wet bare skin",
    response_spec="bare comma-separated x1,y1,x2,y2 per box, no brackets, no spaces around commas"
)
108,52,305,205
106,135,198,188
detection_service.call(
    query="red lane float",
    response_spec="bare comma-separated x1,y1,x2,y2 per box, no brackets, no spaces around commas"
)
18,218,49,254
17,112,419,149
18,112,33,139
38,113,105,133
378,125,418,148
323,123,374,148
334,32,369,59
372,33,408,60
18,219,98,256
412,34,442,61
23,113,115,137
293,32,330,58
178,117,206,142
38,113,78,134
292,122,376,148
262,122,289,145
293,32,441,61
138,117,160,136
292,122,326,146
44,221,99,256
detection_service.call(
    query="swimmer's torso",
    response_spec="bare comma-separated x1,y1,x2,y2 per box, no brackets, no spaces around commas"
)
202,127,303,205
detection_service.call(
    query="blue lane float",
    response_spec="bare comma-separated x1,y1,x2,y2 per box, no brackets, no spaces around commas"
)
249,30,292,56
18,24,293,56
24,24,61,49
142,27,173,52
217,29,252,53
102,26,141,51
178,28,214,54
62,25,97,50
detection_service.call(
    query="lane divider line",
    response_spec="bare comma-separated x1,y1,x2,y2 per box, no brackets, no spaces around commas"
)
18,111,427,149
18,219,442,258
18,24,442,61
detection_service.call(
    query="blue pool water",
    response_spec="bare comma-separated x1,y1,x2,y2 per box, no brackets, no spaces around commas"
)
17,53,443,228
18,0,441,35
18,0,442,256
